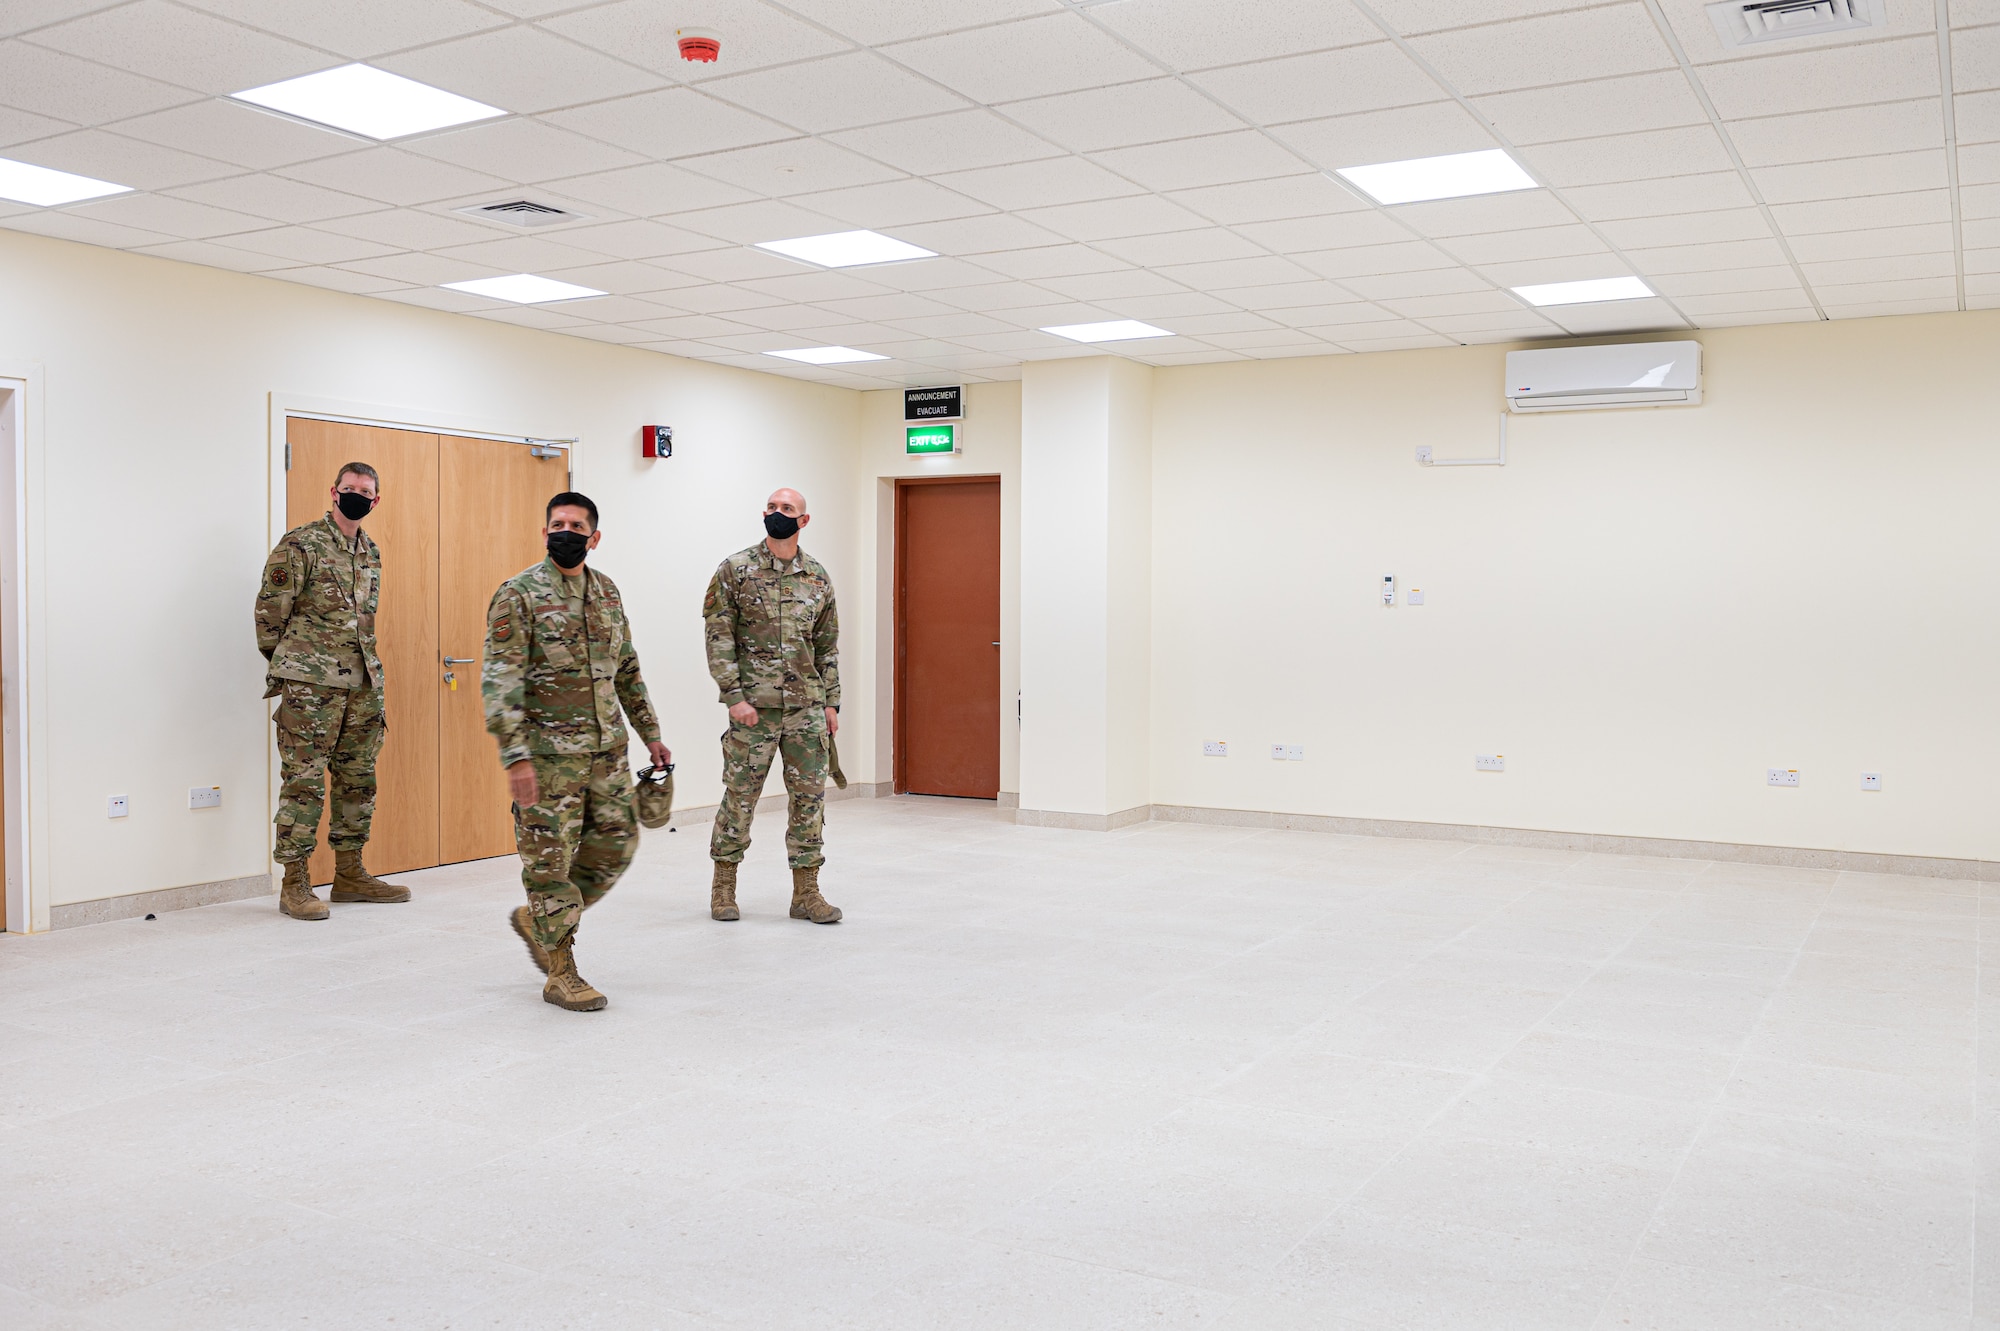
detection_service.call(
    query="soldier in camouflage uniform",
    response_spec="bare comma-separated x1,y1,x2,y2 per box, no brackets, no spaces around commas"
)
484,490,670,1012
255,461,410,921
703,487,843,925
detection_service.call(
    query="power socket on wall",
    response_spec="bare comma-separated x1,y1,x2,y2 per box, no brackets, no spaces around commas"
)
1203,741,1229,757
1270,744,1304,761
1475,754,1505,772
189,786,222,809
1767,768,1800,788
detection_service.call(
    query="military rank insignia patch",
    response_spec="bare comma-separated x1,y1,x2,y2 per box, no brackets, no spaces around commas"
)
268,566,290,587
492,614,513,641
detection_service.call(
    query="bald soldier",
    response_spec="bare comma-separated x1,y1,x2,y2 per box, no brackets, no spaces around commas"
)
255,461,410,921
703,488,843,925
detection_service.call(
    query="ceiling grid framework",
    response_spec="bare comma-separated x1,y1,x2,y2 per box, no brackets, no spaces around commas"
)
0,0,1992,389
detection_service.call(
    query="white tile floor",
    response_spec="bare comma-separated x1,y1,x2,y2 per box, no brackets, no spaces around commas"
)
1,795,1991,1329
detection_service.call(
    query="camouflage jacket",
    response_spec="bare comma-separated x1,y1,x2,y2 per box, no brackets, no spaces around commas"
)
255,513,381,695
702,541,840,711
482,558,660,768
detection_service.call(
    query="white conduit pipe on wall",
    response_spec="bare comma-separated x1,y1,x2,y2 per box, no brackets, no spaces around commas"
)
1418,414,1508,468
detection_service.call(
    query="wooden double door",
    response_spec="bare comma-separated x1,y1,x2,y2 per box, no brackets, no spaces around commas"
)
284,418,567,884
895,477,1002,799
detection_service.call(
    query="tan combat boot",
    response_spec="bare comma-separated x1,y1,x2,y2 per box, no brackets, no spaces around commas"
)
711,860,740,921
509,906,551,974
330,849,411,903
277,861,328,921
542,938,607,1011
789,865,842,924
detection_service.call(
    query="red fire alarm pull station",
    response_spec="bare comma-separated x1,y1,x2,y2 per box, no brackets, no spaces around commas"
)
643,425,673,459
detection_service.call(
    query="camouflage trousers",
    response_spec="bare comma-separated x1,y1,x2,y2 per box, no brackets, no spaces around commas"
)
514,750,638,950
710,706,828,870
272,680,385,864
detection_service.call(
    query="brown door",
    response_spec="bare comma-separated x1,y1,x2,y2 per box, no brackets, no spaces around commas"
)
895,478,1001,798
284,420,441,885
438,434,568,863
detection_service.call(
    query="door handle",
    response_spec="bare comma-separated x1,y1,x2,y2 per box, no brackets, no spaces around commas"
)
444,656,477,664
991,642,1000,647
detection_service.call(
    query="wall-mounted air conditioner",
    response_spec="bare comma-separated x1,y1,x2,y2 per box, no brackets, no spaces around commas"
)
1505,341,1702,413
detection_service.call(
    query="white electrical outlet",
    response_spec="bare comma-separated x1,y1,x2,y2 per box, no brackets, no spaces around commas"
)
1475,754,1505,772
1860,772,1882,791
1767,768,1800,788
1203,740,1228,757
1407,588,1425,606
188,785,222,809
107,795,128,818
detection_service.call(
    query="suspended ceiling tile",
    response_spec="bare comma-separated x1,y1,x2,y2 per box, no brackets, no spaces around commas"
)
1440,224,1611,266
1167,173,1372,226
1343,266,1492,300
884,311,1022,339
1953,21,2000,93
864,256,1038,292
1095,0,1378,68
1965,181,2000,218
1595,207,1772,248
1473,256,1636,288
1291,240,1458,279
775,1,1059,47
734,269,898,303
1817,295,1961,317
1091,130,1309,194
132,237,295,272
1261,300,1397,328
1621,237,1790,272
1368,0,1607,38
564,324,659,345
1961,217,2000,247
1471,70,1709,146
627,312,771,341
1802,252,1957,285
1539,296,1687,335
1230,211,1410,253
170,172,388,224
658,198,848,246
644,281,789,314
826,110,1064,176
374,286,503,313
550,219,732,262
1650,263,1804,295
0,103,73,146
65,191,272,240
1199,328,1336,351
545,89,794,161
4,3,146,41
1214,279,1375,309
177,0,509,59
540,162,756,218
266,264,409,296
2,208,171,250
1268,101,1498,171
700,52,970,135
427,233,636,275
1692,307,1818,326
1153,254,1317,290
1407,5,1676,98
1523,126,1735,189
1694,36,1942,120
1767,188,1952,233
1035,267,1191,301
885,13,1161,104
276,147,513,207
1564,172,1756,222
816,290,962,322
1787,221,1957,262
6,128,240,191
0,40,199,126
1015,193,1210,243
1751,149,1948,204
1954,139,2000,184
1094,291,1239,320
339,250,507,286
541,0,850,79
1673,290,1815,315
1094,228,1266,267
104,99,356,174
532,261,706,298
947,329,1077,353
217,225,402,265
975,242,1131,279
788,177,994,229
891,217,1073,259
469,304,595,330
1336,331,1456,351
1186,43,1440,127
21,1,328,95
1959,90,2000,145
1392,189,1576,237
722,302,860,333
676,138,904,198
932,156,1144,210
405,118,648,184
1725,99,1944,168
380,29,667,118
1422,311,1562,334
1001,79,1245,154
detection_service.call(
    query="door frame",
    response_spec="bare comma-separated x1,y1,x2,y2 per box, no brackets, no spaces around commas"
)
891,474,1002,797
0,366,47,932
264,393,579,881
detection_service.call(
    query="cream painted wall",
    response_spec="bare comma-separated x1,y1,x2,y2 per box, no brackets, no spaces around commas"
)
850,381,1020,796
1150,312,2000,862
0,229,861,912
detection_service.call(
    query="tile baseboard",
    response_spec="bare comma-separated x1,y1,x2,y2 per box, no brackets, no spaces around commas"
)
1149,803,1999,881
1016,804,1153,832
51,873,274,929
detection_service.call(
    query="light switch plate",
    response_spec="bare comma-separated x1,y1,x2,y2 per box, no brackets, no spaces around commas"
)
188,786,222,809
1407,588,1424,606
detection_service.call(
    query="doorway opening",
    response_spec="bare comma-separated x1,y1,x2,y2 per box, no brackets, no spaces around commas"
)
0,380,22,932
894,477,1001,799
283,416,567,885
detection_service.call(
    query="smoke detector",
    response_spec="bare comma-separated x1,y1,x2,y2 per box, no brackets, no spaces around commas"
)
677,27,720,62
1706,0,1879,47
454,199,590,229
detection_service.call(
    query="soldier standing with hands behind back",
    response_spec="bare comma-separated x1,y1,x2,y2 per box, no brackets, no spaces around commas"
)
484,491,670,1012
704,487,844,925
255,462,410,921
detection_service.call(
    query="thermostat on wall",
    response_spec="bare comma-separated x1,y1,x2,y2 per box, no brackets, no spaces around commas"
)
642,424,672,459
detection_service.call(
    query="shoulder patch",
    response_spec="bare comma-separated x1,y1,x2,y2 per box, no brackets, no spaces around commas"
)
491,613,513,642
268,565,290,587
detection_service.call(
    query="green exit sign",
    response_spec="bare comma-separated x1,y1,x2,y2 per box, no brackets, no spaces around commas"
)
906,423,956,455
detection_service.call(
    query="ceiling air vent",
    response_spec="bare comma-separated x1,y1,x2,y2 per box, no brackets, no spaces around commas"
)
453,198,589,229
1706,0,1879,47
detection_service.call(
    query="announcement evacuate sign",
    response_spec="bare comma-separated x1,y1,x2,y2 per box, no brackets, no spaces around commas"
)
903,385,963,422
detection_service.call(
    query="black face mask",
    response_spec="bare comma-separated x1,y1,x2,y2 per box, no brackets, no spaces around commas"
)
336,491,374,521
763,510,800,540
547,530,590,569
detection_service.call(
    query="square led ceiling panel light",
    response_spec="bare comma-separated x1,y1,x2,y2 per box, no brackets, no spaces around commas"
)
766,346,891,364
1040,320,1174,342
1512,276,1655,306
754,230,937,268
232,64,505,140
0,156,131,206
1334,148,1538,206
442,274,606,303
